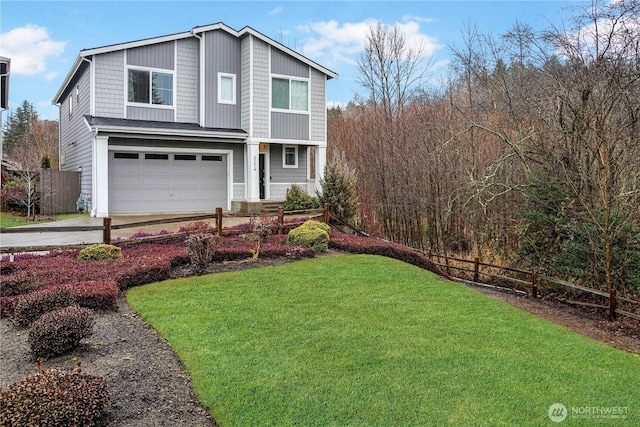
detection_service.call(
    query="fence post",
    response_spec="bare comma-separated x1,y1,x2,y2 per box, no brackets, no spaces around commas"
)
473,257,480,283
103,217,112,244
278,206,284,234
609,289,617,321
531,269,538,298
323,203,330,223
216,207,223,237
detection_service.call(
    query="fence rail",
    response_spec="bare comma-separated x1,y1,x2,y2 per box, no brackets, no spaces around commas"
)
0,205,329,254
427,252,640,322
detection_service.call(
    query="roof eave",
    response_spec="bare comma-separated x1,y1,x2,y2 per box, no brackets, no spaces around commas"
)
52,55,84,105
84,120,247,140
239,26,339,80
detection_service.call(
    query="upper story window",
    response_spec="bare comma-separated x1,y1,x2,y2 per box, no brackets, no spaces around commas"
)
218,73,236,104
272,77,308,112
128,68,173,106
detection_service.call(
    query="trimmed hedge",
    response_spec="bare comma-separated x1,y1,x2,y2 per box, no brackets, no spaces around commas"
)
329,231,446,277
71,280,119,311
28,306,94,359
0,270,39,297
1,366,109,427
13,286,75,327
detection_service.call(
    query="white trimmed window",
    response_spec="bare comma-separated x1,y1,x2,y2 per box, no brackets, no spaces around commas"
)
272,77,308,112
127,68,173,106
218,73,236,104
283,145,298,168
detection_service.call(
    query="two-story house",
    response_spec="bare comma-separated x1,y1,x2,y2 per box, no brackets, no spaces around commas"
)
53,23,337,217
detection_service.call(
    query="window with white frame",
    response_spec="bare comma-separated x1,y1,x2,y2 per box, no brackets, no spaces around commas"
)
128,68,173,106
218,73,236,104
272,77,308,112
283,145,298,168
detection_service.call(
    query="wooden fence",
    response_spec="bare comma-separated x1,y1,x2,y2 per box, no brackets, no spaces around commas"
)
39,170,81,215
426,252,640,322
0,205,329,253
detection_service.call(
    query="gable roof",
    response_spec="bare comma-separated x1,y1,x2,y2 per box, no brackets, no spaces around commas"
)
53,22,337,104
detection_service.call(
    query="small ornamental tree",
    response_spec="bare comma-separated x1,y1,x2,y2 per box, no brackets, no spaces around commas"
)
318,151,359,223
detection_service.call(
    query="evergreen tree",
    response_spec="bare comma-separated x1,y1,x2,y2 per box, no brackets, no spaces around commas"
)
2,100,38,155
318,152,359,223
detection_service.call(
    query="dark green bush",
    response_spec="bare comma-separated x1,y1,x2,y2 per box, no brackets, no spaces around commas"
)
286,221,330,252
284,184,321,211
77,244,122,261
13,286,75,326
28,306,94,359
0,365,109,427
0,270,40,297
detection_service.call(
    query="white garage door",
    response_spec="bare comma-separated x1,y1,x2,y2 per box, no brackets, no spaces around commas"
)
109,151,228,214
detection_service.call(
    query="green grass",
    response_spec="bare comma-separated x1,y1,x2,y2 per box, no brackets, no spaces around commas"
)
0,211,88,228
127,255,640,426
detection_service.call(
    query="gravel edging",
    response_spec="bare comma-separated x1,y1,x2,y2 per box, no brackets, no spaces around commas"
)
1,298,216,427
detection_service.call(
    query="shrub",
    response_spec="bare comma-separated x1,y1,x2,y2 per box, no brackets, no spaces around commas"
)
115,258,172,290
186,233,219,275
72,280,119,311
1,365,109,427
329,231,446,277
284,184,321,211
0,270,40,297
78,243,122,260
286,221,330,253
13,286,75,326
28,306,94,359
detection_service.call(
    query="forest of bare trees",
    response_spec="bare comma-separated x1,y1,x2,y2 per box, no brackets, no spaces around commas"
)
327,0,640,295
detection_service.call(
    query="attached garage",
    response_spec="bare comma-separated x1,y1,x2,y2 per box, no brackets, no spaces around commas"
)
108,150,229,214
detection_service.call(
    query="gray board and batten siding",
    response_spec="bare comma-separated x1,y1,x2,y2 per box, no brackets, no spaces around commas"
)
205,30,241,129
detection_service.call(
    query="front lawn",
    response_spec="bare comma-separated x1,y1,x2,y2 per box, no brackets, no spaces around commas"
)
0,211,87,228
127,255,640,426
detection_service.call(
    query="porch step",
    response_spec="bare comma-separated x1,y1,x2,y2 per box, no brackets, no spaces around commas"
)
260,201,284,213
231,201,284,214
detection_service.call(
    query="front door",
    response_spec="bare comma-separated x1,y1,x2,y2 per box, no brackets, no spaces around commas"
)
259,153,266,199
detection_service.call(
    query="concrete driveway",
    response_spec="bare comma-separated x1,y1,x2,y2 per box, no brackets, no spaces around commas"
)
0,214,246,252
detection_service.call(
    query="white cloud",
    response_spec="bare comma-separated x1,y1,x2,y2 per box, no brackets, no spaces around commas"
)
297,18,442,68
0,24,66,77
269,6,283,16
402,15,435,24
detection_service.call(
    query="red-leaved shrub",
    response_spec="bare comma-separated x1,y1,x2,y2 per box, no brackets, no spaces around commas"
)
13,286,75,326
0,270,40,297
329,231,446,277
28,306,94,359
72,280,119,311
0,365,109,427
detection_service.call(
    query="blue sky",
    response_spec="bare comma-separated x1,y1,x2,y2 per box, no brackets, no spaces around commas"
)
1,0,587,121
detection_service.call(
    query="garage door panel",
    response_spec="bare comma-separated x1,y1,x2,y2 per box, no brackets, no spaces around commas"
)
109,151,228,214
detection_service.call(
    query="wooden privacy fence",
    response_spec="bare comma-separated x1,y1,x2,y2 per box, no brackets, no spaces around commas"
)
39,169,81,215
0,204,329,254
426,252,640,322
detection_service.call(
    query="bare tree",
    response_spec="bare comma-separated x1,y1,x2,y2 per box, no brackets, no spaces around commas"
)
7,142,41,218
